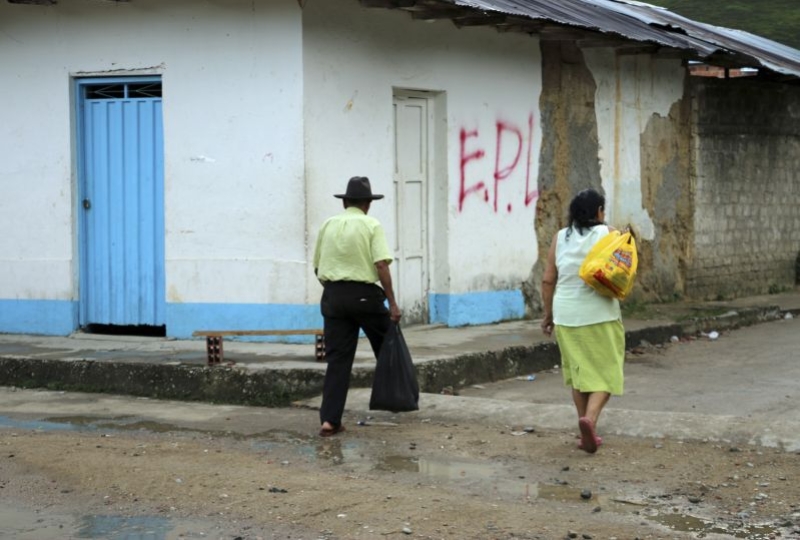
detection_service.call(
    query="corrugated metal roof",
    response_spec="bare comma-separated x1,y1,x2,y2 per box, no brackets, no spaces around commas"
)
447,0,800,79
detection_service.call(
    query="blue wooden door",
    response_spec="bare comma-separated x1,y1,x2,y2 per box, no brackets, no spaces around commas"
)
78,78,165,327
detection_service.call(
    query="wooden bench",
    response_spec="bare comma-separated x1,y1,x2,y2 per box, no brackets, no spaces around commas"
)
192,330,325,366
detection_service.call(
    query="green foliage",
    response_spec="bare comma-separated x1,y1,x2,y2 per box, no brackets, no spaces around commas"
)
673,307,730,322
620,298,648,318
768,283,791,295
649,0,800,49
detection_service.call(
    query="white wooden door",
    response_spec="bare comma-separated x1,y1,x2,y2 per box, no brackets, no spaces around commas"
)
393,94,429,324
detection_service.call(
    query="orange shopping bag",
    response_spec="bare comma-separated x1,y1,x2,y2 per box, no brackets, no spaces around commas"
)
579,230,638,300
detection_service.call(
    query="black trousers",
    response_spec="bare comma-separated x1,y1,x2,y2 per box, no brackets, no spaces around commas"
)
319,281,391,427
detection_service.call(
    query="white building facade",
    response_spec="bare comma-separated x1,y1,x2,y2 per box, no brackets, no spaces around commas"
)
0,0,544,337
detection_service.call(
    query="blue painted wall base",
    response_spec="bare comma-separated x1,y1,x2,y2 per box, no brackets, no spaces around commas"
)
167,302,323,343
1,292,525,340
0,299,78,336
429,290,526,327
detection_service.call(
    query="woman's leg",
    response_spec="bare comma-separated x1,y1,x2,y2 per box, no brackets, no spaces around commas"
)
577,391,610,453
585,391,610,426
573,390,611,424
571,389,588,418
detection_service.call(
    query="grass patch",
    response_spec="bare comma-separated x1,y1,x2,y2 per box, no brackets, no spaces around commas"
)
651,0,800,49
672,307,731,322
620,299,658,319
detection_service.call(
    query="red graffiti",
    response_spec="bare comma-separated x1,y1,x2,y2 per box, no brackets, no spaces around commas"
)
494,121,523,213
458,128,486,212
458,113,539,213
524,113,539,207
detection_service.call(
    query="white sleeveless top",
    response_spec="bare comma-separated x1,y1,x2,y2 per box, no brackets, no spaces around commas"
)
553,225,621,327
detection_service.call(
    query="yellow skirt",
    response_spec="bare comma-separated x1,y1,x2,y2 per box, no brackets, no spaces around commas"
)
555,320,625,395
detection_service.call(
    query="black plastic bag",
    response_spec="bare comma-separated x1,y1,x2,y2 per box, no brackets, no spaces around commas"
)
369,322,419,412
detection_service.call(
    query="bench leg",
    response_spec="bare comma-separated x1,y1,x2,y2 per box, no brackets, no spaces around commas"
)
315,334,326,362
206,336,224,366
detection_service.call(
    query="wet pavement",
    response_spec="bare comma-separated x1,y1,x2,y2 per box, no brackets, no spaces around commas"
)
2,288,799,540
0,386,792,540
0,504,229,540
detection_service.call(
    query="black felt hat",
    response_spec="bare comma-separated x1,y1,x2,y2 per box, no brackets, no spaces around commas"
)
334,176,384,200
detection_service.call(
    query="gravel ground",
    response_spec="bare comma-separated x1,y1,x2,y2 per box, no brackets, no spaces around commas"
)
2,398,799,539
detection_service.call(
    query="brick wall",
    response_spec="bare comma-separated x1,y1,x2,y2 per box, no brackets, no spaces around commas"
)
688,78,800,299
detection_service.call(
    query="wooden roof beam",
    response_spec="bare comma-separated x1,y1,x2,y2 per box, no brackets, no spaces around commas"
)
452,14,508,28
359,0,417,9
494,16,549,33
538,26,600,42
410,8,465,20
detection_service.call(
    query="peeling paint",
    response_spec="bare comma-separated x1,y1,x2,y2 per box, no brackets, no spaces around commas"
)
527,41,603,315
637,96,692,299
584,49,686,241
190,155,217,163
343,90,358,112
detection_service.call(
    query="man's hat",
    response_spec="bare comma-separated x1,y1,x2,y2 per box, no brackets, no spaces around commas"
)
334,176,384,200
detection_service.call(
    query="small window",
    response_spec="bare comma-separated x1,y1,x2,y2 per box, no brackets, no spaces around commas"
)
129,83,162,98
86,84,126,99
84,81,162,100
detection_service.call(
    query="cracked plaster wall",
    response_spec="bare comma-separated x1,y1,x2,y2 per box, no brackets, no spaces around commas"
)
528,43,692,313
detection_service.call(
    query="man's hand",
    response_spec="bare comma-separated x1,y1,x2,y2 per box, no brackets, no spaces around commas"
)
376,260,401,322
389,301,402,323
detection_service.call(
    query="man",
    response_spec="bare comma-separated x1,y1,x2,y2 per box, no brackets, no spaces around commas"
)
313,176,402,437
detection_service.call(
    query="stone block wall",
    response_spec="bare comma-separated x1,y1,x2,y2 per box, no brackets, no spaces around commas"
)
688,78,800,299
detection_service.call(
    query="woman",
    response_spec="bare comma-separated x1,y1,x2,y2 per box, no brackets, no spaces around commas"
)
540,188,625,454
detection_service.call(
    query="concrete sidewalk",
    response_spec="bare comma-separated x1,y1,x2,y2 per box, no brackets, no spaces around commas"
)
0,290,798,407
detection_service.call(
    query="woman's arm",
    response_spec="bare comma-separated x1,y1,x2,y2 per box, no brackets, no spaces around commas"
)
540,232,558,337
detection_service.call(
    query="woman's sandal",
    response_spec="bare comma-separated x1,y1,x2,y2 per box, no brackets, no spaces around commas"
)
578,417,599,454
577,435,603,451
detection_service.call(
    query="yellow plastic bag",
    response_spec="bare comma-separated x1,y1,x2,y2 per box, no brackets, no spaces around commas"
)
579,230,638,300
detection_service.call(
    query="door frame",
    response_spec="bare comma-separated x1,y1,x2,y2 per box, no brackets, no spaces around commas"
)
392,89,444,324
74,75,165,328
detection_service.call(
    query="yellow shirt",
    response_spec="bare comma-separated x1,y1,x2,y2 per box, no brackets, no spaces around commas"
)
313,207,393,284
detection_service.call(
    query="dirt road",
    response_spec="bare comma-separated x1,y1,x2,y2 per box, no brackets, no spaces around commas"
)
1,318,799,539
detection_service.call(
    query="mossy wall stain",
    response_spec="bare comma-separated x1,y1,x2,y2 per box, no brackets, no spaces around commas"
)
527,42,697,311
525,41,603,315
637,91,693,301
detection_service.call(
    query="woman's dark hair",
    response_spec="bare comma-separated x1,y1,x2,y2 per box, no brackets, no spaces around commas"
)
567,188,605,237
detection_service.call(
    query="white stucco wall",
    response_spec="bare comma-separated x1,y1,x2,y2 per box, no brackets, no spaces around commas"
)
584,50,685,240
0,0,304,307
2,0,543,333
303,0,542,305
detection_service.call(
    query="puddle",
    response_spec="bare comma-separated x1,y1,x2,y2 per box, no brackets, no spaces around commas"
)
649,512,777,538
4,413,340,463
374,455,529,497
308,439,372,464
374,455,625,503
3,415,195,436
374,455,784,536
3,414,312,443
1,505,224,539
0,415,87,432
0,414,155,434
75,514,212,539
0,505,77,539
